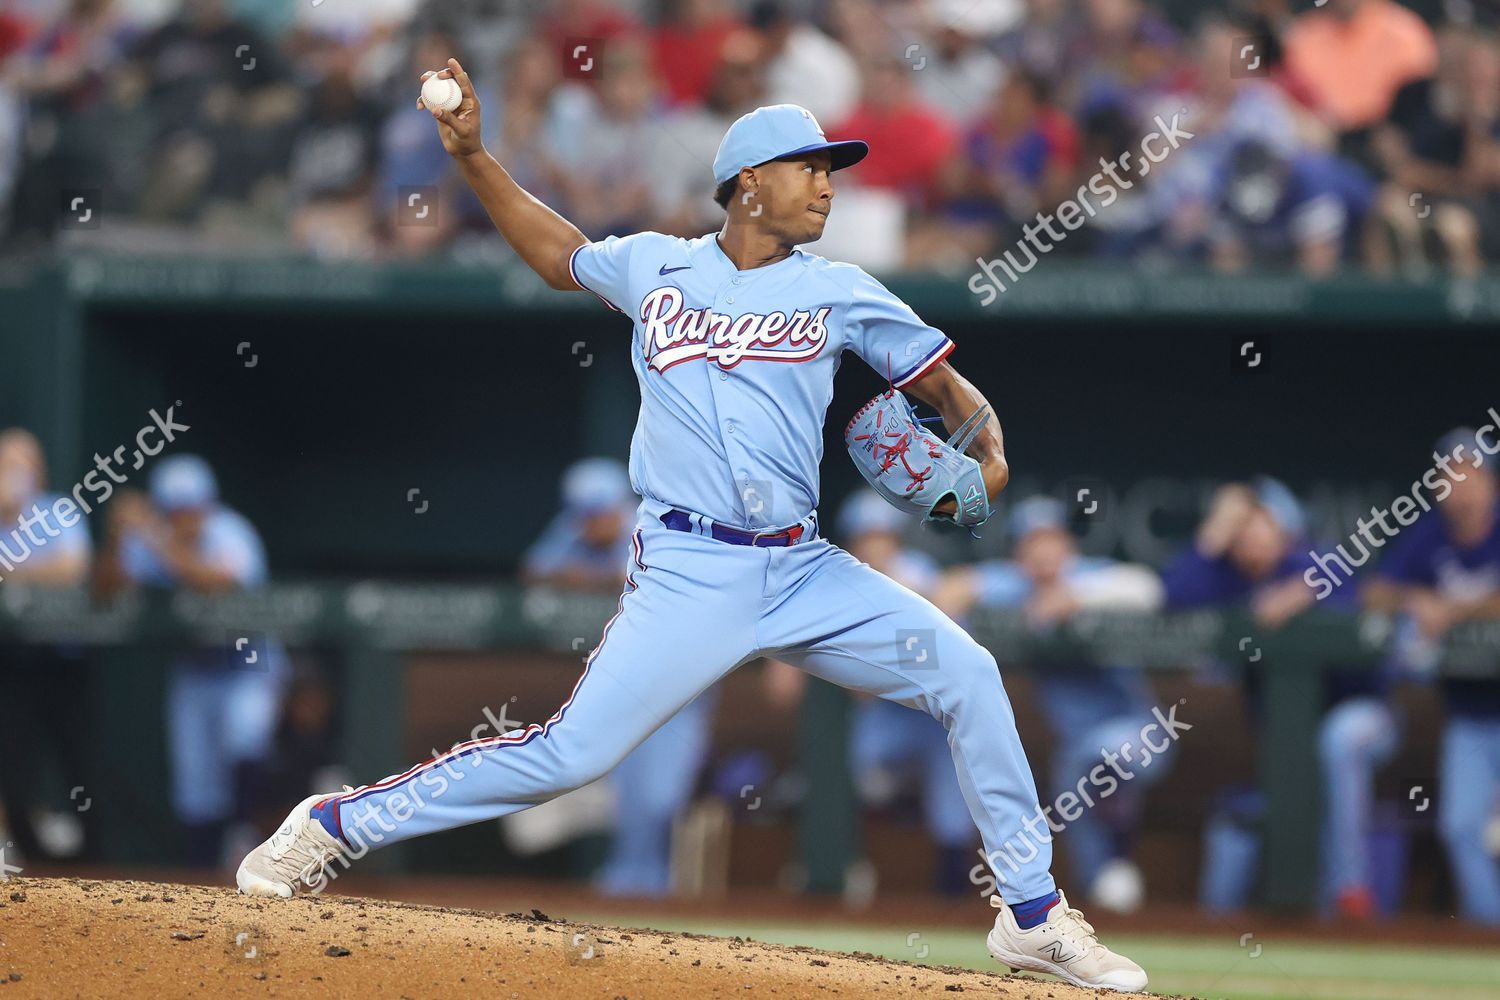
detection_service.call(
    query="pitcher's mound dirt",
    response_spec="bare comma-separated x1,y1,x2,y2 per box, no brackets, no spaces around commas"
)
0,878,1155,998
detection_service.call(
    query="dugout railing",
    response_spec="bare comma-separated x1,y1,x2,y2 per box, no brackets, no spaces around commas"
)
3,584,1495,911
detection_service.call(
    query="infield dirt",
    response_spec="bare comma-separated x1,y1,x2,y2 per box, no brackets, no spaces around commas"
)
0,877,1164,998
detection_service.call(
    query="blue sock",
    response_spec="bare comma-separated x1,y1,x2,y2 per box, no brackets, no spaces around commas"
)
1011,890,1061,929
309,795,345,844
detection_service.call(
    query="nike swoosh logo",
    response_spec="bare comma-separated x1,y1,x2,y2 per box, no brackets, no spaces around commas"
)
659,264,692,275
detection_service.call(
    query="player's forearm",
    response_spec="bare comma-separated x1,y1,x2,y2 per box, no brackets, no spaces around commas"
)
1455,593,1500,622
159,544,241,594
6,551,88,587
456,152,588,290
909,362,1009,500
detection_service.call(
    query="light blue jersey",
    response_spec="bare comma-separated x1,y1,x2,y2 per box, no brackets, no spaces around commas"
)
523,504,636,582
974,557,1120,607
569,233,953,529
334,231,1059,906
0,491,92,573
121,508,268,589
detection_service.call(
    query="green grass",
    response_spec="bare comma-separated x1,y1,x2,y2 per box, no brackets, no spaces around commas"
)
580,914,1500,1000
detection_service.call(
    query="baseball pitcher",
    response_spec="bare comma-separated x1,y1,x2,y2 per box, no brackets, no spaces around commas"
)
237,58,1147,993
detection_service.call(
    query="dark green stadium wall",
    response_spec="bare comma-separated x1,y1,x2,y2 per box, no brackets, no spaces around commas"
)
6,259,1499,575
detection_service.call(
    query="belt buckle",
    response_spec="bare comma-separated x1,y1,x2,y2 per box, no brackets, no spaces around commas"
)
751,523,802,547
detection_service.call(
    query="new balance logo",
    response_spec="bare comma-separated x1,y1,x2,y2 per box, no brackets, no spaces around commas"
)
1041,940,1078,964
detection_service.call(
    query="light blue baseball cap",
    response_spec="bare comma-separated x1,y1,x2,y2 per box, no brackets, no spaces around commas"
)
837,489,907,540
1008,496,1067,539
1251,475,1306,538
562,457,632,513
1436,426,1480,460
151,454,218,511
712,104,869,186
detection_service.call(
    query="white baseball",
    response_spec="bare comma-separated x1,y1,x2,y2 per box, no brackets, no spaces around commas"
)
421,74,462,113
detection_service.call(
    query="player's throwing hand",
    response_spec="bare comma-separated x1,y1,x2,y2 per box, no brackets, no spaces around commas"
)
418,58,482,159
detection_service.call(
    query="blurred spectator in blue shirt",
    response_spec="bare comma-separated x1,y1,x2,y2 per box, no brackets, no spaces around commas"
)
1206,140,1374,277
0,428,91,586
1164,477,1325,624
0,428,95,865
1165,477,1375,914
914,69,1077,271
1066,0,1181,119
96,454,288,868
523,456,635,591
1364,428,1500,925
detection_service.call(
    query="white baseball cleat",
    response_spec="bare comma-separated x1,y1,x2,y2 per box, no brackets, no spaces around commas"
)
986,891,1149,993
236,793,349,898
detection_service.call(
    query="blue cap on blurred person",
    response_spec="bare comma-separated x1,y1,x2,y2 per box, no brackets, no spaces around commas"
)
1008,496,1067,539
712,104,868,186
562,457,632,513
151,455,218,511
1251,476,1306,538
1435,427,1483,464
837,489,907,540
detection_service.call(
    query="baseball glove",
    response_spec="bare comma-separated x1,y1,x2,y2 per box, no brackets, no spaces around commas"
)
844,388,993,528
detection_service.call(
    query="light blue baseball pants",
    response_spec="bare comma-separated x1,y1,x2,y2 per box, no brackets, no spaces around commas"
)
168,660,286,824
338,506,1056,902
1439,714,1500,925
1318,696,1400,900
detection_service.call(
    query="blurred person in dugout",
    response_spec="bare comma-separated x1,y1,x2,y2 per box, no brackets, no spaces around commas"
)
932,496,1168,913
1364,428,1500,926
521,457,716,896
94,454,287,867
764,490,981,897
0,429,94,863
1161,477,1361,913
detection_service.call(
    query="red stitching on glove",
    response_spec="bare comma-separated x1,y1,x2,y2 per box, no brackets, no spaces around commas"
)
854,413,935,494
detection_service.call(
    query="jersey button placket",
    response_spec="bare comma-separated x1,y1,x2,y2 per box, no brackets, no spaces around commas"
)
715,276,739,383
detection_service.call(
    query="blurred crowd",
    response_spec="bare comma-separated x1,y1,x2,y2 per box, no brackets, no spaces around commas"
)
3,0,1500,276
4,422,1500,923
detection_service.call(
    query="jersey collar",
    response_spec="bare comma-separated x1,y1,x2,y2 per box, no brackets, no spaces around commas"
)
707,234,804,275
